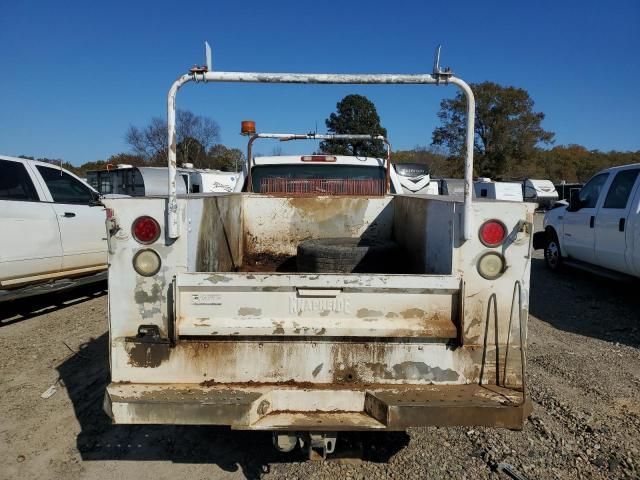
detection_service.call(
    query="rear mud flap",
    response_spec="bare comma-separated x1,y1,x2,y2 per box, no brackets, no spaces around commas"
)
532,231,547,250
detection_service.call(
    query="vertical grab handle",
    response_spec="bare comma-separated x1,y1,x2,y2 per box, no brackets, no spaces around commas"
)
503,281,527,406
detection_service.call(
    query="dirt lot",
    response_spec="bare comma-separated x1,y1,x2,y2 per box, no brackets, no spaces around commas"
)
1,218,639,479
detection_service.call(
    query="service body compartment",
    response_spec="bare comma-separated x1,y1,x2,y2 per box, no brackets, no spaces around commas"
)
105,193,534,431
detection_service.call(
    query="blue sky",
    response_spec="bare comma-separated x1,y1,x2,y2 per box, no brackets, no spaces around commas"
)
1,0,638,165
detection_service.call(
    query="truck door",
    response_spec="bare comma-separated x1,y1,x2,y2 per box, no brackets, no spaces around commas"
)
562,172,609,263
0,159,62,284
34,165,107,271
594,168,640,274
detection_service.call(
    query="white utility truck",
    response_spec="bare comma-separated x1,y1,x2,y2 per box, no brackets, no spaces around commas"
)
102,46,535,459
534,164,640,278
0,155,107,300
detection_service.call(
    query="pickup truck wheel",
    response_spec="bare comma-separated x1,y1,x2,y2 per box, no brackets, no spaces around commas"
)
544,231,563,272
296,237,403,274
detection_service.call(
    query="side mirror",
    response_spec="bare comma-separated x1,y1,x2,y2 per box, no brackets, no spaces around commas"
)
89,190,104,207
568,189,582,212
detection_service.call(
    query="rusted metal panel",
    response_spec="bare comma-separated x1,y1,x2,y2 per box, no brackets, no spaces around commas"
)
175,272,459,338
106,382,529,430
243,195,394,256
105,191,533,430
103,197,189,341
107,382,262,425
110,338,474,385
189,195,243,272
249,412,385,431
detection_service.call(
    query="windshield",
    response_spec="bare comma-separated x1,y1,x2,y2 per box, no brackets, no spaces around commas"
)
251,164,386,196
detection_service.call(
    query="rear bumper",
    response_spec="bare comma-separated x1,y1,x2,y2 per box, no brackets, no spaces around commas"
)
104,382,531,431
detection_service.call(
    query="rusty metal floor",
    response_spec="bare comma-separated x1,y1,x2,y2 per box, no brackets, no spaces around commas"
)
106,383,531,431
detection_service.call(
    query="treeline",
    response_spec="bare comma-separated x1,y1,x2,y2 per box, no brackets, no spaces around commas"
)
20,89,640,183
391,145,640,183
20,146,244,178
20,110,245,177
26,143,639,184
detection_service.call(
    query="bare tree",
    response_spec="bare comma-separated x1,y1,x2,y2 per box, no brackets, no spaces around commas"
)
125,110,220,165
125,117,166,161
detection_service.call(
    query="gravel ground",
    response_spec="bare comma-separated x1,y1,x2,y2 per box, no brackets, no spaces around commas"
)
1,215,639,479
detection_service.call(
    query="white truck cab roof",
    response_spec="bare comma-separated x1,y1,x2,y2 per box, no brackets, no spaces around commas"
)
253,155,386,167
596,163,640,175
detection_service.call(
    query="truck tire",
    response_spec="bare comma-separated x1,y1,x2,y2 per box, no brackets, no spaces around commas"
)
297,238,403,274
544,229,563,272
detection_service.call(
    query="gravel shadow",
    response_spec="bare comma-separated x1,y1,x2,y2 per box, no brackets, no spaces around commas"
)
529,258,639,348
56,333,409,478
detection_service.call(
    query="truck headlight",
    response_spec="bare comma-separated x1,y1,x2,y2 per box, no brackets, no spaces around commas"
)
133,249,161,276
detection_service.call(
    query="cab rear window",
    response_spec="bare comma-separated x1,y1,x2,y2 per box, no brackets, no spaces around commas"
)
251,164,386,196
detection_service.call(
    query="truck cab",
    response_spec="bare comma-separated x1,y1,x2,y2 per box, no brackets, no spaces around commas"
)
0,155,107,297
534,164,640,277
240,131,436,196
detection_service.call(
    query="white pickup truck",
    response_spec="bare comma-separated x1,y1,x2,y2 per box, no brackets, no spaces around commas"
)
534,163,640,278
102,47,535,459
0,155,107,299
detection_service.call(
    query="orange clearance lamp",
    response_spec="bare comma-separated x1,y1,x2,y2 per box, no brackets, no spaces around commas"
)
241,120,256,135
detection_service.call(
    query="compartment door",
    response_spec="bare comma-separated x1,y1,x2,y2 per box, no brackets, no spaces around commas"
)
174,273,461,339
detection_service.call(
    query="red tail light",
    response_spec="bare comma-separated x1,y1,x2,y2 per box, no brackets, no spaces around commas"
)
301,155,337,162
132,216,161,244
479,220,507,247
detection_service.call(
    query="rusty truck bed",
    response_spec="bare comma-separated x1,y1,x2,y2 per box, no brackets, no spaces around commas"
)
104,193,535,433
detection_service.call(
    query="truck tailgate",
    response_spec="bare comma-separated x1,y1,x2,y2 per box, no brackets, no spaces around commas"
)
175,273,461,338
